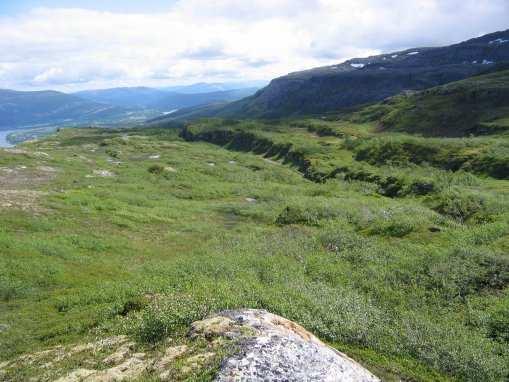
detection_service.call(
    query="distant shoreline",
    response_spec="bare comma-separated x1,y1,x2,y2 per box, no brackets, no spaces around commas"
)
0,129,16,148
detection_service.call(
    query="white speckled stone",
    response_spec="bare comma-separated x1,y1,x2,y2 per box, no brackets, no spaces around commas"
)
211,310,380,382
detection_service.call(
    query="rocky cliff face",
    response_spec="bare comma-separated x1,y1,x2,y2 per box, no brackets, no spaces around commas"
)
220,29,509,118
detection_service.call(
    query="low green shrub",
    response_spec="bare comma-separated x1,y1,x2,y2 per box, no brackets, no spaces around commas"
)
132,294,209,343
487,300,509,343
368,219,416,238
432,189,486,222
148,164,165,175
275,206,320,226
424,248,509,300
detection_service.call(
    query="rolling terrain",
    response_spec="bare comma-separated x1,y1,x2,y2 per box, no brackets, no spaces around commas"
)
0,71,508,380
0,28,508,382
351,68,509,137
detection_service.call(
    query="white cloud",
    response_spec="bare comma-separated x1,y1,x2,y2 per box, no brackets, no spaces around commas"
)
0,0,507,91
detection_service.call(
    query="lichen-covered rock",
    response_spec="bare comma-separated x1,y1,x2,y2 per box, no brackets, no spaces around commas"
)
181,352,216,375
54,369,96,382
192,309,380,382
7,310,378,382
152,345,189,381
153,345,188,370
102,342,135,365
189,316,237,339
88,354,148,382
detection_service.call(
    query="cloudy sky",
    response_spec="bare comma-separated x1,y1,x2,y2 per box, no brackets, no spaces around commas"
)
0,0,508,91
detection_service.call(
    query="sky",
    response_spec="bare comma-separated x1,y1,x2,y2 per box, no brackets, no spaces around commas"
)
0,0,508,92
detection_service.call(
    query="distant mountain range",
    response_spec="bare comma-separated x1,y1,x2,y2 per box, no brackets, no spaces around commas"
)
161,29,509,121
160,81,267,94
74,83,261,110
3,29,509,129
73,87,168,109
0,82,263,130
0,89,132,129
150,88,259,111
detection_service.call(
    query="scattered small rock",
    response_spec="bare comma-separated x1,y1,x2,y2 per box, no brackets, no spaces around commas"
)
3,148,28,155
207,162,216,167
33,151,50,159
0,167,15,174
37,166,58,173
92,170,115,178
152,345,188,371
326,243,340,252
103,342,135,365
54,368,96,382
149,154,161,159
164,166,177,173
90,354,148,381
245,198,257,203
70,336,128,354
107,158,122,165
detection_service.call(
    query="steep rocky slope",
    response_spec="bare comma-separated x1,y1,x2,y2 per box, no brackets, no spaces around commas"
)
216,29,509,118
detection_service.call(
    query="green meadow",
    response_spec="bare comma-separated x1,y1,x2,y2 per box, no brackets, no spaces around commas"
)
0,118,508,381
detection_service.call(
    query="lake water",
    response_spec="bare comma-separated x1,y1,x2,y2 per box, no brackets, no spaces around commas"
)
0,130,16,148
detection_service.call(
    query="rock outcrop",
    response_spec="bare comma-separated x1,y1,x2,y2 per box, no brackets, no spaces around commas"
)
192,309,380,382
1,310,379,381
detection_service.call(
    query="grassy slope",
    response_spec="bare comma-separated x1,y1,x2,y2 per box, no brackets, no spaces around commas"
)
0,122,508,381
352,69,509,137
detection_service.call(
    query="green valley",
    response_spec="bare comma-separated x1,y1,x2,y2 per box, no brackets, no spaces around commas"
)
1,83,508,380
1,23,509,382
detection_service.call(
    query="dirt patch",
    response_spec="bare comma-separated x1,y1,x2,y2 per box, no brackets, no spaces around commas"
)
0,190,47,212
0,165,57,212
0,166,57,188
2,148,29,155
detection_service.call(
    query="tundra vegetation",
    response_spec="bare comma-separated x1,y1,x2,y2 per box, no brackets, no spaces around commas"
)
1,71,509,381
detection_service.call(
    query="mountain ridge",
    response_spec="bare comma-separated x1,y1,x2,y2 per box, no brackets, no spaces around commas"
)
189,29,509,119
0,89,131,129
0,83,263,129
